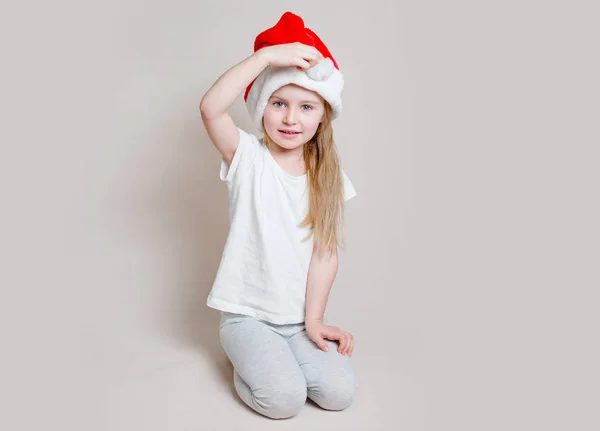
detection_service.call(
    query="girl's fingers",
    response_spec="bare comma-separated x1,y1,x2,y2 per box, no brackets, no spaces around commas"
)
309,52,324,66
341,333,354,356
299,44,321,58
339,334,350,355
300,58,319,69
323,331,341,342
322,328,355,356
311,333,329,352
297,47,323,69
304,53,318,64
296,58,311,70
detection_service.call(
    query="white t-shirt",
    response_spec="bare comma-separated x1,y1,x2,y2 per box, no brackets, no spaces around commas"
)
206,127,357,324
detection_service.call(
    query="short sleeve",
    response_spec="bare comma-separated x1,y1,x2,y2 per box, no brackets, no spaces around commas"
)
341,169,357,202
219,127,260,183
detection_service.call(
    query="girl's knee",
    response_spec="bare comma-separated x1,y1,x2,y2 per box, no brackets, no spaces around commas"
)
255,380,307,419
312,370,357,411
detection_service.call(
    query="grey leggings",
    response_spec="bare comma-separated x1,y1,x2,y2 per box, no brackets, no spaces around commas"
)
219,311,358,419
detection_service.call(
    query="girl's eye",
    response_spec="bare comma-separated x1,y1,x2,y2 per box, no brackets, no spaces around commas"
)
271,101,313,110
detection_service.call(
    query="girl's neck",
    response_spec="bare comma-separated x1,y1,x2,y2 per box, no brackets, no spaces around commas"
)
268,144,306,176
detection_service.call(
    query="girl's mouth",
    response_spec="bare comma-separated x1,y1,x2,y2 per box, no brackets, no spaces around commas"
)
279,130,301,137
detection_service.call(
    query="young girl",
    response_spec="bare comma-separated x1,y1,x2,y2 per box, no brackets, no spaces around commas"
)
200,12,358,419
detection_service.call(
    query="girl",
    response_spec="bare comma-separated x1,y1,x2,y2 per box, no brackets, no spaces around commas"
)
200,12,358,419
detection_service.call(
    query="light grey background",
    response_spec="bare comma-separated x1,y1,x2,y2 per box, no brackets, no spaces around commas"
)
1,1,598,430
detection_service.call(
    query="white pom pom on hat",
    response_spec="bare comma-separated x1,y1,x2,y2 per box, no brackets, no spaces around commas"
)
306,57,335,81
244,12,344,132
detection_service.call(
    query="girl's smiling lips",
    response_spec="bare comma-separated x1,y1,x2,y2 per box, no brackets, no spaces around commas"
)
278,129,301,138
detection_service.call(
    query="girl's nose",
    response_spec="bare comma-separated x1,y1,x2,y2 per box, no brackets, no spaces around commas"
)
283,109,297,124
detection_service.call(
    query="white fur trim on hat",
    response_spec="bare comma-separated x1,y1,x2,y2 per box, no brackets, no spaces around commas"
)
246,58,344,133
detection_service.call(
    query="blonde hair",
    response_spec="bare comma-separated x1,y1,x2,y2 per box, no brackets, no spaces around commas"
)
262,102,346,256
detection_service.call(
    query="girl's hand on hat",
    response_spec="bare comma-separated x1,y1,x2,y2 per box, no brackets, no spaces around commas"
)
305,319,354,356
257,42,324,71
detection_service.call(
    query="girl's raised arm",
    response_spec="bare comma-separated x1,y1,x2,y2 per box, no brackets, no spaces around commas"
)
199,52,269,166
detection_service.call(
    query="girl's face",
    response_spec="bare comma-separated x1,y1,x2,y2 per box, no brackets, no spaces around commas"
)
263,84,325,151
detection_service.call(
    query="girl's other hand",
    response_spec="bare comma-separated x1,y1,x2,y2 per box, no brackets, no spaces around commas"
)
256,42,324,71
305,319,354,356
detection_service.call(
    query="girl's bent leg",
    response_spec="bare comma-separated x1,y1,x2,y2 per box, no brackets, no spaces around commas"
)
288,326,358,411
219,313,307,419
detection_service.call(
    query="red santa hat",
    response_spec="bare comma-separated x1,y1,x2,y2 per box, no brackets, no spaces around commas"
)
244,12,344,132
